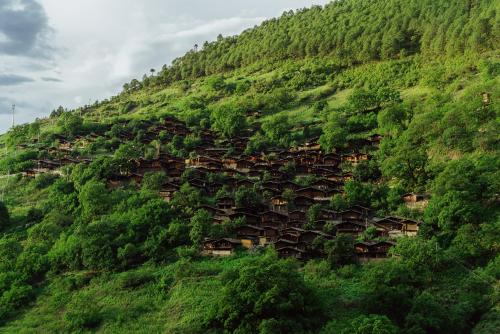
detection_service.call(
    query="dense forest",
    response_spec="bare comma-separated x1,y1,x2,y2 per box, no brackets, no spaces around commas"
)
0,0,499,333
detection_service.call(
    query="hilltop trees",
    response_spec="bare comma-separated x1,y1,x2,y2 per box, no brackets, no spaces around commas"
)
150,0,498,84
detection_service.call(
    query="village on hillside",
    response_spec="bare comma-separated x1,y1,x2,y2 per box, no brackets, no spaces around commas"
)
17,115,427,261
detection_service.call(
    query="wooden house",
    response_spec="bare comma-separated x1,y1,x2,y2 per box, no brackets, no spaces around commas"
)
235,179,255,189
23,169,39,178
402,193,429,209
350,205,372,217
228,212,260,226
185,156,222,170
402,193,427,203
279,233,301,243
235,159,255,172
262,226,280,242
373,217,404,231
313,164,341,173
334,221,367,236
319,209,337,220
374,217,420,237
217,196,235,210
270,196,288,213
298,155,317,165
203,238,242,256
276,246,308,260
274,238,306,250
298,230,332,244
212,216,228,225
135,158,165,174
342,153,371,164
368,134,383,147
321,153,341,165
198,205,219,216
261,211,288,227
288,220,306,228
355,240,395,259
261,181,282,192
292,141,321,152
282,181,300,191
235,225,264,238
159,182,180,202
319,171,342,182
295,187,326,199
288,210,306,222
339,209,364,222
58,157,80,165
399,219,420,236
294,196,315,211
261,187,281,197
268,169,285,179
281,227,307,236
312,220,329,231
309,179,337,191
205,148,229,158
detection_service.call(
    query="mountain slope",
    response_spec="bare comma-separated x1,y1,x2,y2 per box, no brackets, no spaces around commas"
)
0,0,499,333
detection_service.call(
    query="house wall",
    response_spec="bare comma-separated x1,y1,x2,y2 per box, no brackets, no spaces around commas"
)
212,250,233,256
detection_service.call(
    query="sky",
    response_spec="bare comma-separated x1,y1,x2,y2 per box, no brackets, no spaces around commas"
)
0,0,331,134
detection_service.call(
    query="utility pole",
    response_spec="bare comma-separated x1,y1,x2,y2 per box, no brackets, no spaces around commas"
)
11,104,15,128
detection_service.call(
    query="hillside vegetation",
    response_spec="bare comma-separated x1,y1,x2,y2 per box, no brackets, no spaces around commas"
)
0,0,499,333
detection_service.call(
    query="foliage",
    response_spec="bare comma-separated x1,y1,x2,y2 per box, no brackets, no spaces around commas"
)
208,251,324,333
325,234,357,268
0,0,498,331
210,103,247,138
0,202,9,230
235,186,262,210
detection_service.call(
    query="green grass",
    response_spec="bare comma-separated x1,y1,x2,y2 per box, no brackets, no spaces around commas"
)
326,88,353,108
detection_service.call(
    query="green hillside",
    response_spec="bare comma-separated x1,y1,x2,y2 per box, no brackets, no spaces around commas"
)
0,0,499,333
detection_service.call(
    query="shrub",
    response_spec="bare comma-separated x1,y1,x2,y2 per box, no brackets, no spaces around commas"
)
117,270,155,289
0,283,34,322
64,293,103,330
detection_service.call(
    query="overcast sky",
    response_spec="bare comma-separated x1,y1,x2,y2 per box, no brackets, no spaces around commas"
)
0,0,331,134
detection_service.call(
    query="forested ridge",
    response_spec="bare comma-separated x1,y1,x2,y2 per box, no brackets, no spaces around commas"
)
143,0,500,85
0,0,499,333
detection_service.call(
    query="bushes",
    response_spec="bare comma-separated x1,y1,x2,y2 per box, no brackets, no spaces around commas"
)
117,270,155,289
64,292,103,330
0,284,34,322
31,173,58,189
207,251,324,333
0,202,9,230
210,103,247,138
57,112,83,138
0,150,37,173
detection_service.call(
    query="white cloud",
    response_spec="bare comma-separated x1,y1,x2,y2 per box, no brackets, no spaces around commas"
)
0,0,331,133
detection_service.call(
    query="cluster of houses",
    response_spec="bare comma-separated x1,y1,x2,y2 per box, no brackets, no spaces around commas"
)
201,206,418,260
17,115,424,261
